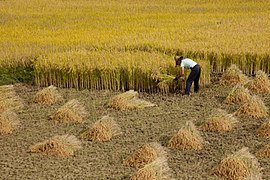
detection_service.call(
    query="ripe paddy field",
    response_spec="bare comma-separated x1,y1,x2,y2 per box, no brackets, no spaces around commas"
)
1,78,270,179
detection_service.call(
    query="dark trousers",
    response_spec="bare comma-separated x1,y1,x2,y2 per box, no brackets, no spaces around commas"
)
185,64,201,95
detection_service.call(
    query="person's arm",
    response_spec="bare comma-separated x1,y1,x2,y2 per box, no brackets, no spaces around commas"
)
181,67,185,76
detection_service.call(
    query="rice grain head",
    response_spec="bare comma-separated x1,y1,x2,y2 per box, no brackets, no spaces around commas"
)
256,144,270,158
33,85,62,105
123,142,167,168
107,90,156,110
29,134,82,157
168,121,203,150
212,147,262,180
51,99,87,123
224,85,252,105
80,116,122,142
234,95,268,119
247,70,270,94
220,64,249,86
0,111,20,135
200,109,238,133
256,119,270,138
130,157,175,180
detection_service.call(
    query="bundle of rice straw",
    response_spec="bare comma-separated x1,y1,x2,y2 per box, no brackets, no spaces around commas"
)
200,109,238,133
51,99,87,123
247,70,270,94
224,85,252,105
29,134,82,157
0,111,20,135
234,95,268,119
107,90,156,110
168,121,203,150
220,64,249,86
33,85,62,105
256,119,270,138
212,147,262,180
154,74,176,93
80,116,122,142
123,142,167,168
256,144,270,158
130,157,175,180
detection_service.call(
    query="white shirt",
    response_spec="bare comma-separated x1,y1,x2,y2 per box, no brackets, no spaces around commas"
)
180,58,197,69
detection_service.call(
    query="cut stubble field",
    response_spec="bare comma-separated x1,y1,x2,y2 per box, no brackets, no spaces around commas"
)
1,79,270,179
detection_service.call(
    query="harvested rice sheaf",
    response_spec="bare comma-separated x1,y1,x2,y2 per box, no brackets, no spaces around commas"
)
0,85,16,101
107,90,156,110
153,74,176,93
256,144,270,158
256,120,270,138
29,134,82,157
168,121,203,150
212,147,262,180
123,142,167,168
33,85,61,105
51,99,87,123
80,116,122,142
200,109,238,133
220,64,249,86
0,111,20,135
224,85,251,105
130,157,175,180
247,70,270,94
234,95,268,119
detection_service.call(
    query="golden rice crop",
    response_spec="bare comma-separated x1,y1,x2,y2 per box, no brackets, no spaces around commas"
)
200,109,238,133
80,116,122,142
224,85,251,105
212,147,262,180
0,111,20,135
130,157,175,180
123,142,167,168
247,70,270,94
51,99,87,123
107,90,156,110
256,119,270,138
168,121,203,150
29,134,82,157
234,95,268,119
32,85,62,105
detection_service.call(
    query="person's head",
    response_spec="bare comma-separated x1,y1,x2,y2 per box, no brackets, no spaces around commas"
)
174,56,183,67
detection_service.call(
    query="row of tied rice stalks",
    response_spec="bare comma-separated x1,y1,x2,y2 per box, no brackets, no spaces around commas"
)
34,50,211,93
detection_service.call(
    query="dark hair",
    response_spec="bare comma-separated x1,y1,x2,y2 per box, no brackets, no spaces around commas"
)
175,56,183,66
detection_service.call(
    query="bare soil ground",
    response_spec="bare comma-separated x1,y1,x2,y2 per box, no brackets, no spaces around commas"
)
1,80,270,179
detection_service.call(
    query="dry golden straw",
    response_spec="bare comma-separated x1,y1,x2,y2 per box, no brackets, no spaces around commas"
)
33,85,62,105
224,85,251,105
107,90,156,110
247,70,270,94
256,119,270,138
212,147,262,180
168,121,203,150
234,95,268,119
256,144,270,158
29,134,82,157
220,64,249,86
80,116,122,142
0,111,20,135
123,142,167,168
130,157,175,180
51,99,87,123
200,109,238,133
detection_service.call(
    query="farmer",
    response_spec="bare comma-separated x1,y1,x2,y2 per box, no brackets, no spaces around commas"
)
174,56,201,96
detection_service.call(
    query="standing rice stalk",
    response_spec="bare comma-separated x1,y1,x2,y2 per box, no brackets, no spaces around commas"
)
80,116,122,142
200,109,238,133
51,99,87,123
130,157,175,180
168,121,203,150
212,147,262,180
123,142,167,168
29,134,82,157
